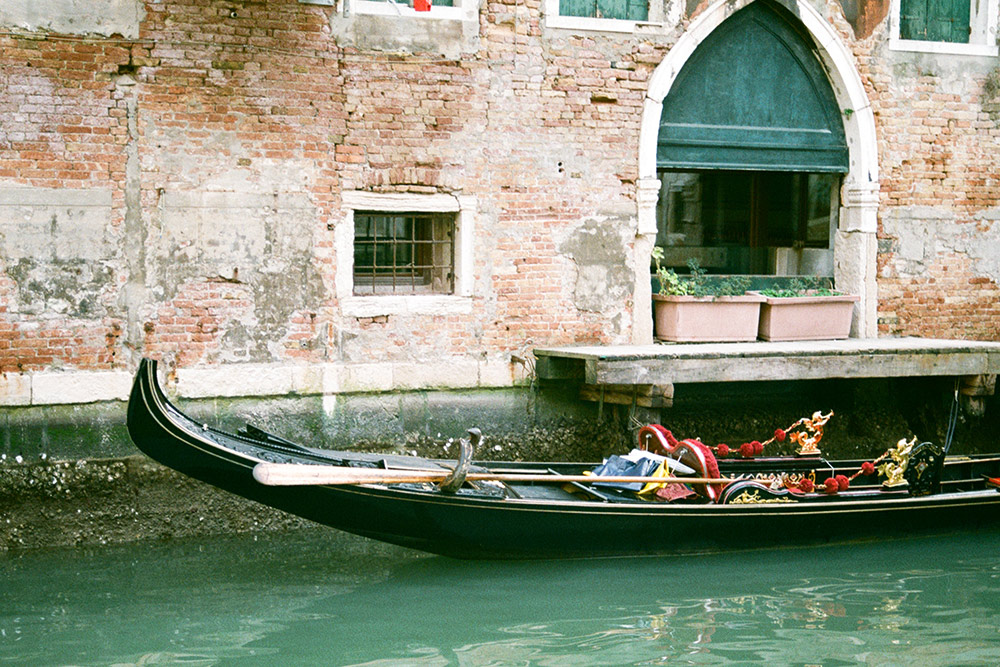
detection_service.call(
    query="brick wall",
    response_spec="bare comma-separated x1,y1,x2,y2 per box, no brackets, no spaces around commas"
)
874,59,1000,340
0,30,130,373
1,0,999,396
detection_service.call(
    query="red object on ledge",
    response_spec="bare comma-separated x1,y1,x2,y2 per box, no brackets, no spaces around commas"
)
414,0,432,10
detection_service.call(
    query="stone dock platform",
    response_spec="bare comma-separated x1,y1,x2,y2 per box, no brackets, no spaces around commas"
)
535,337,1000,411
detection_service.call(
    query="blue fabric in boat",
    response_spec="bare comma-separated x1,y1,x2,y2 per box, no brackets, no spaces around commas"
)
590,455,661,491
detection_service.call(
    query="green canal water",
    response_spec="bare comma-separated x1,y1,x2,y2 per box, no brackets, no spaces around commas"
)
2,529,1000,666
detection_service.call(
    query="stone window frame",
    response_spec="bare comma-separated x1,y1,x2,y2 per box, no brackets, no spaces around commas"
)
337,192,476,318
352,210,456,295
888,0,999,56
343,0,475,21
543,0,672,33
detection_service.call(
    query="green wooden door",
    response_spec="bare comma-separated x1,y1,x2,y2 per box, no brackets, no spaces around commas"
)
657,1,848,173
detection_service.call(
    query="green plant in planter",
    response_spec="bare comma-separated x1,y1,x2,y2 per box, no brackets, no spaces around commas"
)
652,248,750,297
759,276,839,298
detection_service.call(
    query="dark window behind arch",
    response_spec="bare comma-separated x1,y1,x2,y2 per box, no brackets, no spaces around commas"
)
655,170,839,276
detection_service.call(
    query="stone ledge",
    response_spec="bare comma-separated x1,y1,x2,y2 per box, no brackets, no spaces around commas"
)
1,356,529,406
0,370,132,406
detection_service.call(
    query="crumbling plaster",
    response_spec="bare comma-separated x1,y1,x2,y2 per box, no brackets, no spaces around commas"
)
145,181,326,364
0,188,117,318
881,208,1000,283
559,217,633,329
0,0,144,39
329,10,481,59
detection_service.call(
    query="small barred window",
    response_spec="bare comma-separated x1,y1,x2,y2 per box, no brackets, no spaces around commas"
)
353,211,455,296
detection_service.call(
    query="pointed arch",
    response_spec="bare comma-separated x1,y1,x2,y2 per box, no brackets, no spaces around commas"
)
640,0,877,185
657,2,848,173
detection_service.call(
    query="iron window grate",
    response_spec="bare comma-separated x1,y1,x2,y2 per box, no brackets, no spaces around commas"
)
353,211,455,296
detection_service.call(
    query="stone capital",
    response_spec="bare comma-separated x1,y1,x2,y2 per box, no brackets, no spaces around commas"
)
636,177,661,237
839,180,880,234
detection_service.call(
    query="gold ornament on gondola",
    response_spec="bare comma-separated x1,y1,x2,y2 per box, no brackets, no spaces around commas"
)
791,410,833,457
878,436,917,488
710,409,835,460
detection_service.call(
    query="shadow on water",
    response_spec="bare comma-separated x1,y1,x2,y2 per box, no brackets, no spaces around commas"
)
3,529,1000,665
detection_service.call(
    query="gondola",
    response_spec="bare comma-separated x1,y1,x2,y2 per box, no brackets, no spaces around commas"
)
127,358,1000,559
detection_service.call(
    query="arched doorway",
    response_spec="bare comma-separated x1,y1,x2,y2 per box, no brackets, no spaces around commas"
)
657,1,847,276
633,0,879,344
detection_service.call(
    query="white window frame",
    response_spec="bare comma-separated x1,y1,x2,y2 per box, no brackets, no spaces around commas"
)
888,0,999,56
543,0,670,33
337,192,475,317
343,0,475,21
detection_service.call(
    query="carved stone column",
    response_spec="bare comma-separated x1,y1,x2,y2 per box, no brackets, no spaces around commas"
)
633,177,661,345
836,180,880,338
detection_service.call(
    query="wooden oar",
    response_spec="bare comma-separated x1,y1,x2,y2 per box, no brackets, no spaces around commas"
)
252,462,734,487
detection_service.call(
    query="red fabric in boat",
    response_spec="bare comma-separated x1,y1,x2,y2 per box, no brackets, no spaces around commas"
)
655,484,696,502
637,425,724,502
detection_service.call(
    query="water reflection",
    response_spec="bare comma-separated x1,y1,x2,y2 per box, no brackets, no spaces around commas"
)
2,530,999,665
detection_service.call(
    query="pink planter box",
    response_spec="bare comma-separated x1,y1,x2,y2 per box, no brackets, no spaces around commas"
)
653,294,765,342
755,293,859,341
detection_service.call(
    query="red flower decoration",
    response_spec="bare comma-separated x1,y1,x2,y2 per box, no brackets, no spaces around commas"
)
774,428,786,442
751,440,763,455
861,461,875,476
716,444,730,457
835,474,850,491
823,477,839,494
739,442,755,458
798,478,814,493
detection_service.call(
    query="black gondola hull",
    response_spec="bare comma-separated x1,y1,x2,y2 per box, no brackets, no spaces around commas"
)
127,359,1000,559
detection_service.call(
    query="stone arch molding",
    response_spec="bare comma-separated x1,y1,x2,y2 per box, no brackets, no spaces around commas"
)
631,0,880,344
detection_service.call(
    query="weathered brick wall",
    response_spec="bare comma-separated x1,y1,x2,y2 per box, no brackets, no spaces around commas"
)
0,32,131,373
873,58,1000,340
1,0,999,395
132,2,336,369
2,0,661,386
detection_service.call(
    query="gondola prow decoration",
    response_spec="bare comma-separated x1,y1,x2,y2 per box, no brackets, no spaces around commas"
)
437,428,479,493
